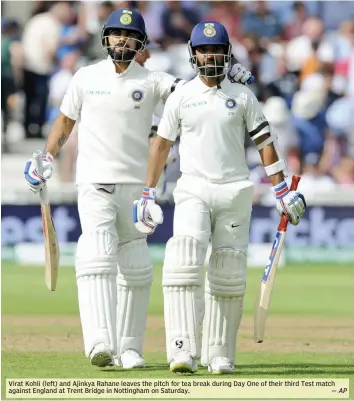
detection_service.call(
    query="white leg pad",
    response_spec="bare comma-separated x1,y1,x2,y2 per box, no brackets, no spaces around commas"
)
75,231,118,357
201,248,246,366
162,236,206,362
116,238,153,356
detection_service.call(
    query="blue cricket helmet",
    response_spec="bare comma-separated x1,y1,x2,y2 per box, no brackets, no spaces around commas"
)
189,21,230,48
188,21,232,78
102,8,146,39
101,8,147,62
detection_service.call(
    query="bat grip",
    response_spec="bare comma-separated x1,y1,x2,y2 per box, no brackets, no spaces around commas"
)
277,175,301,231
33,150,44,175
32,150,48,203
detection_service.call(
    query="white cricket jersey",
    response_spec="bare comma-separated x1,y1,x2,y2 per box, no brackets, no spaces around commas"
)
60,58,177,184
157,76,270,183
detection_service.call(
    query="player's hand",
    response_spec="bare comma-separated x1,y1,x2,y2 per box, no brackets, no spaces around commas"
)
24,151,53,193
273,181,306,225
228,63,254,85
133,187,164,235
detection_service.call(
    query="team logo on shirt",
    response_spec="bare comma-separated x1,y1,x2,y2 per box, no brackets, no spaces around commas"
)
120,12,132,25
203,23,216,38
225,98,236,109
131,90,144,102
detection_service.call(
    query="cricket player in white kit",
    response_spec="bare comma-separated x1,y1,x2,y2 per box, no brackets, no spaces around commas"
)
23,9,254,370
134,21,306,374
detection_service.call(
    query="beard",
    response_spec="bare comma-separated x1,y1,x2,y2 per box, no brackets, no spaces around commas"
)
108,44,137,62
196,57,225,77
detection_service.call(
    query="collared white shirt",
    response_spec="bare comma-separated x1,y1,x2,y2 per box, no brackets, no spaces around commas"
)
60,58,177,184
157,76,270,183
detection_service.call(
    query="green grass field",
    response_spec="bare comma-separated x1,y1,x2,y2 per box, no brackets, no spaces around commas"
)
2,262,354,400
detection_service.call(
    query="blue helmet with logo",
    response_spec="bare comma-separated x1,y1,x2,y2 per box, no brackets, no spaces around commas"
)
188,21,232,78
101,8,148,62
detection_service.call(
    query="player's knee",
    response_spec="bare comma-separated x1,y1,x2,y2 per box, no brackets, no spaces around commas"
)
206,248,246,297
76,231,118,277
117,238,153,287
163,236,206,286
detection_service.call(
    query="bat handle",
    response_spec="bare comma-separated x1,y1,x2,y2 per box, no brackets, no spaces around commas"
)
33,150,44,175
277,175,301,231
32,150,49,203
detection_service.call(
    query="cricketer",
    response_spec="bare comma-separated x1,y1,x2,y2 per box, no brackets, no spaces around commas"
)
23,9,253,369
134,21,306,374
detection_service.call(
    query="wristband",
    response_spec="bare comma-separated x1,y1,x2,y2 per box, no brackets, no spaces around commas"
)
142,187,156,200
273,181,289,199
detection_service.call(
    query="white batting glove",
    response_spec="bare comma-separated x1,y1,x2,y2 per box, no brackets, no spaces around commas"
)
273,181,306,226
24,151,53,193
228,63,254,85
133,187,164,235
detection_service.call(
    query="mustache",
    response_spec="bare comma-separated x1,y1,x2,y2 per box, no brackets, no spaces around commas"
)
197,58,224,67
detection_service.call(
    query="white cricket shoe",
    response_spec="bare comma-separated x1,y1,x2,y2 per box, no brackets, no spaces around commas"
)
170,351,198,374
90,343,113,367
120,349,146,369
208,357,235,374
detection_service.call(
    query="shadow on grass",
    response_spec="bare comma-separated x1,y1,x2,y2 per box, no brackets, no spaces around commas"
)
101,363,354,375
237,363,354,375
102,363,169,373
240,363,354,369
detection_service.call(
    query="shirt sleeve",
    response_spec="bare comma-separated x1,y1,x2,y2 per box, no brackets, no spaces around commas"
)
60,69,83,120
156,92,180,142
156,71,186,101
244,88,270,141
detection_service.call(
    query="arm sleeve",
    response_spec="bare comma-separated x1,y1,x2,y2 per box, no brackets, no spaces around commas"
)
156,71,186,101
156,92,180,142
60,69,83,120
244,89,271,141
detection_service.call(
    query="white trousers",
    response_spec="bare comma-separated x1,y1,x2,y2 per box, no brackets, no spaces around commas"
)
77,184,144,244
162,174,254,364
75,183,152,359
173,174,254,252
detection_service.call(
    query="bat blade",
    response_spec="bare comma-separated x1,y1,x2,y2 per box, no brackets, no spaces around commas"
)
254,175,301,343
254,230,286,343
41,204,59,291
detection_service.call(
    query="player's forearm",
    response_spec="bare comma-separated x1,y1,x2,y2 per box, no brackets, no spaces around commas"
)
146,136,173,188
44,113,76,157
258,141,285,186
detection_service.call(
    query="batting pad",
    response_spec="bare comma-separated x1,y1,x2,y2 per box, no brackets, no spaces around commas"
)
75,231,118,357
201,248,246,365
163,236,206,362
116,238,153,356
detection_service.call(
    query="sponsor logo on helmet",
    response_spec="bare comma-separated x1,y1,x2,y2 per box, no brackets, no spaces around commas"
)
132,90,144,102
120,13,132,25
225,98,236,109
203,23,216,38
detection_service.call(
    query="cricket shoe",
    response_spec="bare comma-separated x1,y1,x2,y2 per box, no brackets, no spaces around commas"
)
120,349,146,369
170,351,198,374
90,343,113,367
208,357,235,374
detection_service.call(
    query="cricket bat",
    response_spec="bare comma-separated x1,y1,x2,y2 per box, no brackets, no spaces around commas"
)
254,175,301,343
33,151,59,291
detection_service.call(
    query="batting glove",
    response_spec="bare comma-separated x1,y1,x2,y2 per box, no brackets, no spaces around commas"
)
273,181,306,225
133,187,164,235
228,63,254,85
24,151,53,193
